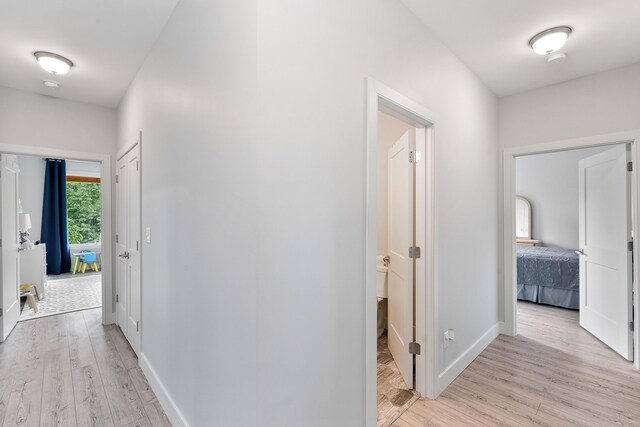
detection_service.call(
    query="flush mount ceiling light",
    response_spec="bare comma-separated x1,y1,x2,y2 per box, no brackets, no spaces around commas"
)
529,26,572,55
33,51,74,75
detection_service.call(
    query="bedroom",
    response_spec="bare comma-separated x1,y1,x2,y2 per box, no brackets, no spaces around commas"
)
514,143,634,366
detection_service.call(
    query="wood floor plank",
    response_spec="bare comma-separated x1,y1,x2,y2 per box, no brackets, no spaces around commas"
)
67,310,115,427
143,400,172,427
89,332,146,425
396,301,640,426
40,345,76,427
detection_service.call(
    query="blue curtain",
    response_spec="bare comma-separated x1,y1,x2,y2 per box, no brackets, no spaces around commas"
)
41,159,71,274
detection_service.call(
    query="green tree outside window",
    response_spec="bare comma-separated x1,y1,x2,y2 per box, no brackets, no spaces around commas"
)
67,182,101,244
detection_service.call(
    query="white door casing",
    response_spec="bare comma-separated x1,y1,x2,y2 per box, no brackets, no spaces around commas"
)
0,155,20,341
116,143,141,355
387,130,415,388
578,145,633,361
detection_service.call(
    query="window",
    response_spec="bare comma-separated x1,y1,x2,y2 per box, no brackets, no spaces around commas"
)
66,177,101,244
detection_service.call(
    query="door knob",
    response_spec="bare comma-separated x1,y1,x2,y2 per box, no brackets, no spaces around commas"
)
119,252,130,259
575,249,585,256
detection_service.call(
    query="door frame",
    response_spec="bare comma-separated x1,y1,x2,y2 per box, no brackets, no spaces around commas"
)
116,132,142,352
365,78,438,425
502,130,640,369
0,142,114,324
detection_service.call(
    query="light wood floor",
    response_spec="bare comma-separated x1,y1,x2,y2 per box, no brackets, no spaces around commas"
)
0,308,171,427
394,301,640,426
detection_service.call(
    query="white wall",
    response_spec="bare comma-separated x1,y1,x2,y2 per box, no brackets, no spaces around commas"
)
516,147,608,249
499,62,640,319
0,86,117,155
118,1,499,425
16,155,45,242
377,112,415,256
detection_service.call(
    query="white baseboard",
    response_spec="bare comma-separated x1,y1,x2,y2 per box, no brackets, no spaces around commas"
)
435,322,501,395
498,320,513,336
139,352,190,427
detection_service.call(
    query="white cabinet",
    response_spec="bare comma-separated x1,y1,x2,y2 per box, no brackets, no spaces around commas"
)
19,244,47,299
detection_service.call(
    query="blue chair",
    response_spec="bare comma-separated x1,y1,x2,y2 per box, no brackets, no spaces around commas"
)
76,250,98,273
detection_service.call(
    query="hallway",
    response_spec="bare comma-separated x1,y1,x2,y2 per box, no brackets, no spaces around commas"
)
0,308,170,426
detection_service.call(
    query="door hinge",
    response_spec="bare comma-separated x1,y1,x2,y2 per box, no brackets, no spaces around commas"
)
136,160,139,171
136,241,139,251
629,241,634,252
628,162,633,172
136,321,139,332
0,239,2,247
409,246,421,259
116,294,119,303
409,342,421,355
0,308,3,317
409,151,422,163
116,175,119,183
630,321,634,332
116,234,119,243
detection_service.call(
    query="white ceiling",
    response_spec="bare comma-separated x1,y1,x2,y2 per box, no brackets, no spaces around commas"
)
400,0,640,97
0,0,180,108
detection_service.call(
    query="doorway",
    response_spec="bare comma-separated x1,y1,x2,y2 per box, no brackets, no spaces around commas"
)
0,144,113,341
503,131,640,369
365,79,437,426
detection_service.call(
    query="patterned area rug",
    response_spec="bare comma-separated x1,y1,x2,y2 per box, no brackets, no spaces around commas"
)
20,273,102,321
377,332,420,427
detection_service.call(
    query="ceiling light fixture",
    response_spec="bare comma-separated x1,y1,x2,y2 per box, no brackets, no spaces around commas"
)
43,80,60,89
529,26,572,55
33,51,74,75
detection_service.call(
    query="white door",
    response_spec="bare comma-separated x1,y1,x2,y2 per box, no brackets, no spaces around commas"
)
116,144,141,355
387,131,415,388
578,145,633,360
0,155,20,341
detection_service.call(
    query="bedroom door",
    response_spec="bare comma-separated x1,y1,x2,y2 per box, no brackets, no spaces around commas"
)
0,155,20,342
578,145,633,361
116,143,142,356
387,130,415,389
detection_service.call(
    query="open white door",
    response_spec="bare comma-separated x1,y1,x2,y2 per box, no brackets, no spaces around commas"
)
0,155,20,341
116,143,141,355
578,145,633,361
387,131,415,388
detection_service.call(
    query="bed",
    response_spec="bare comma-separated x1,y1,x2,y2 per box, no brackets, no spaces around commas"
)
516,245,579,309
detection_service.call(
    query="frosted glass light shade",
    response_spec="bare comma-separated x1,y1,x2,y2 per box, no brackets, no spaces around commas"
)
529,27,572,55
34,51,74,75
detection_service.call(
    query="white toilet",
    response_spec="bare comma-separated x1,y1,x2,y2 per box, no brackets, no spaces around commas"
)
376,255,388,337
376,255,388,298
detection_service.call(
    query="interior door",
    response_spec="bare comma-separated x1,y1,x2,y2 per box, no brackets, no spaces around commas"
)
387,131,415,388
116,144,142,355
126,145,141,355
116,155,129,335
0,155,21,341
578,145,633,360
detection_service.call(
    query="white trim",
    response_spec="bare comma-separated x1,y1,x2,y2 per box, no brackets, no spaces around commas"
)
365,78,438,425
0,142,115,325
117,135,140,162
502,130,640,369
436,322,501,395
139,352,190,427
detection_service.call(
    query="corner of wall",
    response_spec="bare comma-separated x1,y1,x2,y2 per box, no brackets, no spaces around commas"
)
435,321,501,396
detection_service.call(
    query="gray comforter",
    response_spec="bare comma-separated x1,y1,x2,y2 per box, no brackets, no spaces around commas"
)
517,246,579,309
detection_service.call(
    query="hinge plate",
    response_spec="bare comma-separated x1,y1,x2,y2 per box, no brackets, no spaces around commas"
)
116,175,119,183
409,246,421,259
409,342,421,355
409,151,422,163
629,241,634,252
0,308,3,317
136,321,139,332
628,162,633,172
116,294,119,303
116,234,119,243
630,321,634,332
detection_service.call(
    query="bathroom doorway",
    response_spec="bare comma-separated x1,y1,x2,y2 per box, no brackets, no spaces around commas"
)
365,79,437,426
